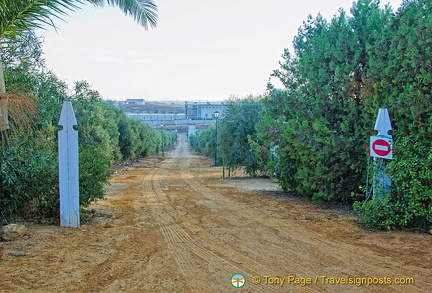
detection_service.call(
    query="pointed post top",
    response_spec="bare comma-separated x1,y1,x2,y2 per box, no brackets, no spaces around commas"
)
374,108,392,137
59,101,77,128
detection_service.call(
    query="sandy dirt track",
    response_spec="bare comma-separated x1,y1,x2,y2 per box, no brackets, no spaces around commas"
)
1,134,431,292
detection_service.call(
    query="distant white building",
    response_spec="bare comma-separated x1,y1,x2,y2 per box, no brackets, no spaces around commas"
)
126,99,145,105
185,102,225,119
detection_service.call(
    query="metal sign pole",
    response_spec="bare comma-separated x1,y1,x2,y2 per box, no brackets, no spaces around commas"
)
370,108,393,199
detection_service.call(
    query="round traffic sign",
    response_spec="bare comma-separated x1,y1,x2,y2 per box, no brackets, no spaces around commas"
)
372,139,391,157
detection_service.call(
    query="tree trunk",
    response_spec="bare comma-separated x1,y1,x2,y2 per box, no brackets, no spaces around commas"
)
0,62,8,131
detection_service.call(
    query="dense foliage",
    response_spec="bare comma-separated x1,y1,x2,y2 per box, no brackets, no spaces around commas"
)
189,126,217,162
0,0,166,222
190,97,265,176
1,55,174,223
258,1,389,204
191,0,431,231
218,97,265,176
257,0,431,230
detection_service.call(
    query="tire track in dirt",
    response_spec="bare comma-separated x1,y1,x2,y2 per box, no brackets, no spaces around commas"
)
142,137,320,293
138,169,197,292
73,170,169,292
167,135,428,292
145,163,279,292
140,169,200,292
180,157,425,292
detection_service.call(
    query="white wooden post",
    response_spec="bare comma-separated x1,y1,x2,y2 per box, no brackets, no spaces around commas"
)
370,108,393,199
58,101,80,227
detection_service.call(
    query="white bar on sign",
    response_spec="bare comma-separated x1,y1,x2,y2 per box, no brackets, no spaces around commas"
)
375,145,389,151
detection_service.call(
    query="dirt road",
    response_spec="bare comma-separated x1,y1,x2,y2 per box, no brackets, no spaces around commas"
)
1,134,431,292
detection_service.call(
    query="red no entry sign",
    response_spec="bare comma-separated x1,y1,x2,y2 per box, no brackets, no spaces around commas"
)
372,139,391,156
370,136,393,159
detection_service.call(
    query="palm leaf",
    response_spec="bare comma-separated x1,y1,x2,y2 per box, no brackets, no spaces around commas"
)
89,0,158,29
0,0,83,40
0,0,158,132
0,0,158,42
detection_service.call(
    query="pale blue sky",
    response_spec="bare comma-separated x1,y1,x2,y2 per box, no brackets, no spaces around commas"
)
38,0,403,101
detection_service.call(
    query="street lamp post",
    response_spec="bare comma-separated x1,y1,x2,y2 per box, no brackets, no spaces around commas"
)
214,111,220,166
160,123,164,157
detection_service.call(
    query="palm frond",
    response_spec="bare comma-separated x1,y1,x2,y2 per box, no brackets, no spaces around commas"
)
0,90,38,134
0,30,45,67
0,0,84,40
6,93,38,131
0,0,158,44
89,0,158,29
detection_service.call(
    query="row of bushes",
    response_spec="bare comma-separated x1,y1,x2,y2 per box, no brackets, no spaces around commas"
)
191,0,431,231
190,97,265,176
1,64,175,221
189,125,218,163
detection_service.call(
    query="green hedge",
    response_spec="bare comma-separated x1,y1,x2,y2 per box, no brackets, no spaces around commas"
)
0,70,173,221
189,97,265,176
255,0,431,230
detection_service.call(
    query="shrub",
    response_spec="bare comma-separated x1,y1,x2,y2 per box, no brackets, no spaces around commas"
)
354,134,432,231
79,147,112,208
0,137,59,220
219,97,265,176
